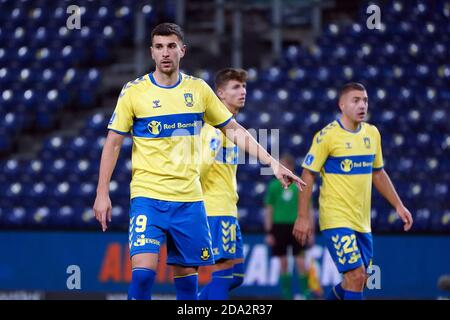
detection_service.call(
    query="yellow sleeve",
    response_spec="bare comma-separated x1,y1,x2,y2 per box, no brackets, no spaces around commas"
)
201,80,233,128
373,126,384,170
107,83,134,134
200,126,222,179
302,131,330,173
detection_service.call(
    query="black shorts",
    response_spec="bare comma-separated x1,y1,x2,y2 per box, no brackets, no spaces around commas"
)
270,224,309,257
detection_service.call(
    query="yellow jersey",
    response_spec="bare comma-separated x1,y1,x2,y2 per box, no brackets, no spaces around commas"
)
200,123,239,217
302,119,384,233
107,72,233,202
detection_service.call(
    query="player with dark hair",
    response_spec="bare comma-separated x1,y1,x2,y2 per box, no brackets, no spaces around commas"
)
293,82,413,300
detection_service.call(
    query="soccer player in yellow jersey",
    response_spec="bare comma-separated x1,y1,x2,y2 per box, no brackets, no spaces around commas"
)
93,23,305,300
293,82,413,300
198,68,247,300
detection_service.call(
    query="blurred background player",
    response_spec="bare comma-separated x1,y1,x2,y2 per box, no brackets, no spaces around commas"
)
198,68,248,300
94,22,305,300
293,82,414,300
264,153,319,300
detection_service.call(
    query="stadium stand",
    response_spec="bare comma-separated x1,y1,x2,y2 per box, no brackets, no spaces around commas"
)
0,0,449,234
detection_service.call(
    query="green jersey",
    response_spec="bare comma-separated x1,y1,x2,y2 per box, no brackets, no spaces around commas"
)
264,179,298,224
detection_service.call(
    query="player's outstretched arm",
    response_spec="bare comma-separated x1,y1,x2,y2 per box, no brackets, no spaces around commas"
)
372,169,413,231
293,169,316,246
220,119,306,190
93,130,125,232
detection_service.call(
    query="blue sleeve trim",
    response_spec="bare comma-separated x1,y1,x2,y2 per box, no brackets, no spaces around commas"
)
214,116,232,129
109,129,129,136
373,166,384,171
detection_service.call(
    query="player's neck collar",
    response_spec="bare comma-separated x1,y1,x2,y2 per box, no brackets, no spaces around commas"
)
337,118,362,133
149,72,182,89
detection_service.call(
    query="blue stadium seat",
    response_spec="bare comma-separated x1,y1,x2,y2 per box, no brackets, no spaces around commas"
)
430,210,450,232
110,205,128,228
3,159,21,179
3,207,27,227
1,89,15,112
285,134,306,156
42,136,65,159
48,158,69,178
85,112,109,137
76,207,98,228
0,133,11,153
30,181,50,199
142,4,156,24
411,208,430,232
52,206,76,228
77,182,96,199
28,206,52,228
377,207,405,232
0,67,11,86
53,181,73,200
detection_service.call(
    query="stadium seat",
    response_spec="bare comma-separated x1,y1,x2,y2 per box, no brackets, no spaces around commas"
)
52,206,76,228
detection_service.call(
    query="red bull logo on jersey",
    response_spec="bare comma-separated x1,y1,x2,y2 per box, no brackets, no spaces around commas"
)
328,155,375,174
137,113,204,138
147,120,200,136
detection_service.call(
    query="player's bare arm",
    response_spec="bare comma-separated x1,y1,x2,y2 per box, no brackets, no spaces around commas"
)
372,168,413,231
93,130,125,232
220,119,306,190
293,168,316,246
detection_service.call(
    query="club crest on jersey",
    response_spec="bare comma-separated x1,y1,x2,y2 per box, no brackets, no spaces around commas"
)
364,137,371,149
184,93,194,107
200,247,211,261
148,120,162,136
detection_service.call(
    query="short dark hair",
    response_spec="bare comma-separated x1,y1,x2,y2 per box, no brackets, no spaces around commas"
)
151,23,184,44
215,68,248,91
339,82,366,101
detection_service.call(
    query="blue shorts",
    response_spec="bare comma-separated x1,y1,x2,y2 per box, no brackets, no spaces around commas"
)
322,227,373,273
208,216,244,261
129,197,215,266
